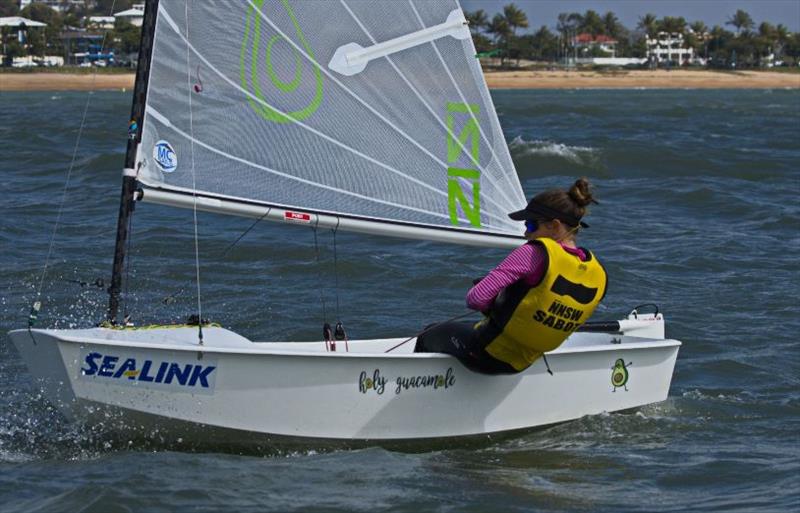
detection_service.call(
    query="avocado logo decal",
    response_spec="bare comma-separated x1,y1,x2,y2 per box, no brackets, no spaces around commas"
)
240,0,324,124
611,358,631,392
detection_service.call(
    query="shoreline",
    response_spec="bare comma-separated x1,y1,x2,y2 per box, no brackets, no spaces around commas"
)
1,69,798,91
483,69,800,89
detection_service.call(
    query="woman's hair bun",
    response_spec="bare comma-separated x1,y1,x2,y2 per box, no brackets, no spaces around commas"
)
568,177,596,208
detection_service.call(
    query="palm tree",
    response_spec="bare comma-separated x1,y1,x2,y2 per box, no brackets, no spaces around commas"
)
726,9,754,35
557,12,581,63
602,11,621,38
775,24,789,61
579,10,604,36
486,13,511,65
556,12,571,34
503,3,529,37
486,13,511,44
758,22,775,40
689,21,709,61
690,21,707,36
465,9,488,36
638,13,658,38
660,16,687,35
501,4,528,67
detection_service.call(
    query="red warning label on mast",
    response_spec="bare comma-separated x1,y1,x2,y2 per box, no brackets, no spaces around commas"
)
284,211,312,223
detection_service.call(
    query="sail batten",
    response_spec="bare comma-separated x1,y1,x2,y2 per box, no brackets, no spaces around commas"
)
139,0,526,242
329,7,470,76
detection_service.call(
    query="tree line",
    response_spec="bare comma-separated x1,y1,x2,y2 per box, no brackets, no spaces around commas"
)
467,5,800,68
1,0,141,64
2,1,799,69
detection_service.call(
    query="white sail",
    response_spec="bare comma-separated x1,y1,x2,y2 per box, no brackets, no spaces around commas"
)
136,0,526,243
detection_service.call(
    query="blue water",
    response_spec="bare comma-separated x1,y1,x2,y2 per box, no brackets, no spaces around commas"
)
1,88,798,512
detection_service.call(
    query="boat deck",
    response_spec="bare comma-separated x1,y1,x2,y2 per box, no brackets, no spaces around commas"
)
21,325,680,357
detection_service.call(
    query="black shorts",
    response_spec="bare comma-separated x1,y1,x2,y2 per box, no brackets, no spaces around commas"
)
413,321,519,375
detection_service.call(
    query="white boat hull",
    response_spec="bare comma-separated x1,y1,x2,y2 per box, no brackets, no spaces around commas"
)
8,318,679,442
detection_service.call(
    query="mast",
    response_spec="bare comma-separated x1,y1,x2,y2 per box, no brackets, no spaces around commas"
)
107,0,159,324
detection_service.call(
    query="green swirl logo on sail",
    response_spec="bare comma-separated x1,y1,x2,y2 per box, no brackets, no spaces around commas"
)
240,0,323,123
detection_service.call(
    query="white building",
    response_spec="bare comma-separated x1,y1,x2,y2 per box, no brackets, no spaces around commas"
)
1,16,63,67
0,15,45,43
113,4,144,27
646,32,694,66
573,33,618,58
86,16,115,30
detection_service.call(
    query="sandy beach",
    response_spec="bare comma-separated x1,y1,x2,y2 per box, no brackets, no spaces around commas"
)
483,69,800,89
0,72,135,92
1,69,798,91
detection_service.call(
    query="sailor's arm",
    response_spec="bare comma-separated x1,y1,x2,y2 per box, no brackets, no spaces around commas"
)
466,243,545,312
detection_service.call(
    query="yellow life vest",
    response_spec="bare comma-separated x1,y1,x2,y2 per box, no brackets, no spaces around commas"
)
479,237,608,371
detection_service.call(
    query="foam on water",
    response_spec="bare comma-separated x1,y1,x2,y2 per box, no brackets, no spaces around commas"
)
508,135,599,163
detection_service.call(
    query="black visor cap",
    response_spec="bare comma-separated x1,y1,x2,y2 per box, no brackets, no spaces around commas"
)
508,200,589,228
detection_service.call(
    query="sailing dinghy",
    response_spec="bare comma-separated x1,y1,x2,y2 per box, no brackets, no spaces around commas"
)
10,0,680,442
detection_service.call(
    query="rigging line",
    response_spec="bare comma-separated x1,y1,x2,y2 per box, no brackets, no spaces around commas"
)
220,207,273,257
185,0,203,345
161,207,272,305
155,8,513,218
33,0,119,308
311,219,328,323
408,0,527,205
384,310,476,353
339,0,519,212
240,0,516,217
331,218,341,321
146,106,511,228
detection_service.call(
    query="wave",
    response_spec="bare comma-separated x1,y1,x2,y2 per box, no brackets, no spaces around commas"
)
508,136,601,168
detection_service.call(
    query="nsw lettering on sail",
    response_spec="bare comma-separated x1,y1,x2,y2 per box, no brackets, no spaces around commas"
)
79,350,218,394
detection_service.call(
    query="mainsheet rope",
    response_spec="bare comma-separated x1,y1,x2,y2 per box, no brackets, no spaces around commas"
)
311,221,329,322
330,219,348,351
312,219,349,352
384,310,475,353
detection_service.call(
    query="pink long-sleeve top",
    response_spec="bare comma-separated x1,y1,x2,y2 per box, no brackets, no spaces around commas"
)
466,241,587,312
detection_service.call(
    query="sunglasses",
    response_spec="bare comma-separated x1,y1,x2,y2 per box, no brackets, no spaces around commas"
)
525,219,539,232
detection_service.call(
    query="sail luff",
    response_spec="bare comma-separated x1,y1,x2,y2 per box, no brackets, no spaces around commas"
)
107,0,160,324
139,187,525,250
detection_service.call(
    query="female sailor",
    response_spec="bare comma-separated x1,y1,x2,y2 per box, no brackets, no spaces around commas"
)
415,178,607,374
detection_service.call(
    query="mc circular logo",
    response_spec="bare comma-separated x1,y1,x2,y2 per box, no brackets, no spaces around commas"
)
153,140,177,173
